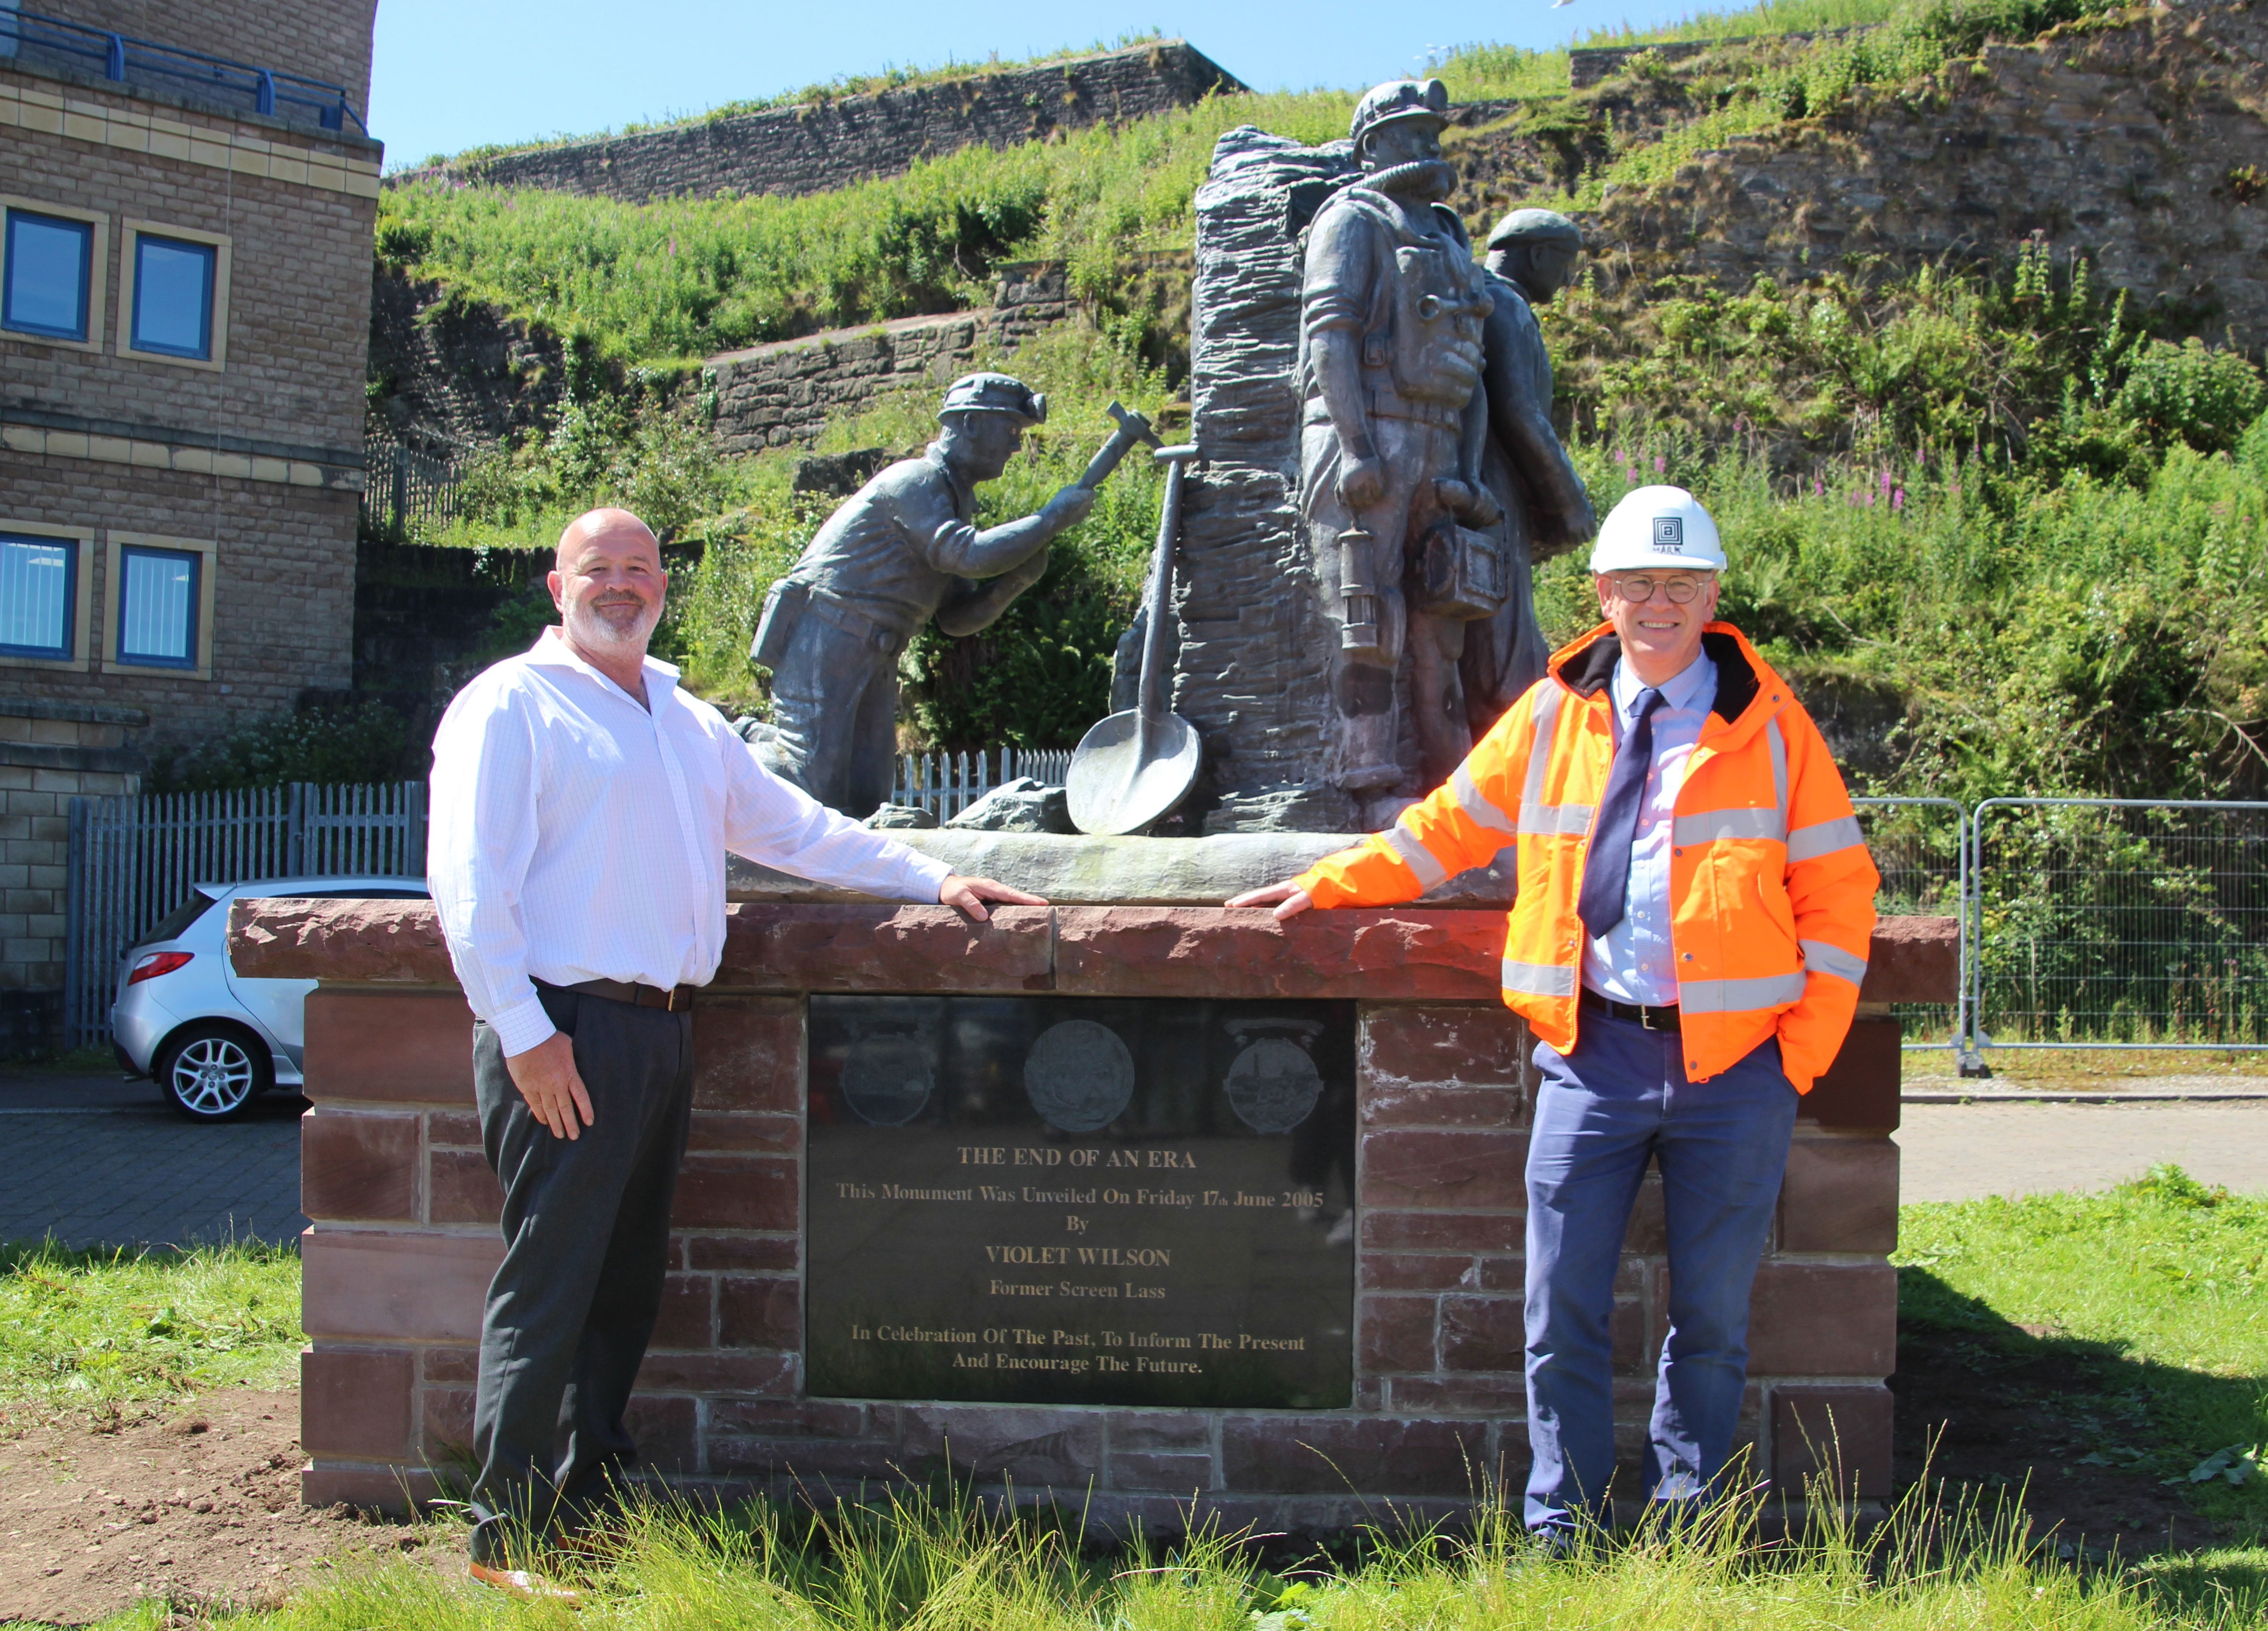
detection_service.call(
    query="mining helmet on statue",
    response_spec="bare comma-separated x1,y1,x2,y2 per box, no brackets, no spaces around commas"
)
1487,207,1584,253
938,372,1047,427
1590,485,1727,573
1348,78,1451,151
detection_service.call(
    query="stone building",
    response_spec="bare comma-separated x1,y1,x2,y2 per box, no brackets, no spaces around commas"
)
0,0,382,1044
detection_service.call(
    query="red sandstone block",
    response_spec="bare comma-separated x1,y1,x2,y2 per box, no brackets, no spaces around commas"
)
652,1275,715,1350
1618,1293,1652,1376
301,1463,440,1516
1361,1083,1524,1129
685,1235,800,1272
1110,1412,1212,1452
230,898,454,983
1747,1263,1898,1376
1362,1004,1530,1087
1110,1451,1215,1492
302,989,475,1105
901,1406,1107,1484
634,1351,796,1394
1360,1294,1438,1373
420,1386,474,1459
1362,1129,1527,1210
713,904,1052,993
301,1108,418,1222
720,1276,801,1350
672,1154,799,1231
427,1109,481,1146
1439,1295,1523,1373
1220,1415,1491,1496
1056,908,1502,1001
689,1111,803,1153
690,998,802,1113
708,1436,910,1480
303,1229,499,1343
709,1398,867,1438
1802,1020,1901,1133
428,1150,502,1227
1860,917,1958,1005
300,1348,411,1459
1771,1385,1893,1500
1476,1256,1526,1293
1388,1375,1526,1416
1361,1253,1477,1292
1623,1176,1666,1255
1362,1210,1523,1254
625,1395,700,1475
423,1347,479,1383
1778,1137,1899,1254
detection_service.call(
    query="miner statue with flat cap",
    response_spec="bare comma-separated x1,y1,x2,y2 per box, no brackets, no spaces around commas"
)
1461,207,1600,735
749,372,1093,818
1299,78,1501,816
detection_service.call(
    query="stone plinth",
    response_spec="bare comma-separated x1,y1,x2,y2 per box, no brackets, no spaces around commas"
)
242,900,1953,1529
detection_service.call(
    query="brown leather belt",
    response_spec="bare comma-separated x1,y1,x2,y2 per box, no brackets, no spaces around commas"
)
563,977,696,1012
1581,987,1681,1032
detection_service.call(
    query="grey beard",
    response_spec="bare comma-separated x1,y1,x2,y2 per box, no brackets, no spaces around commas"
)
565,598,659,660
1365,159,1456,202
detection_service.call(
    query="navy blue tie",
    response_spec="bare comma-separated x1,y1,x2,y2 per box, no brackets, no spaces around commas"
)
1577,687,1665,942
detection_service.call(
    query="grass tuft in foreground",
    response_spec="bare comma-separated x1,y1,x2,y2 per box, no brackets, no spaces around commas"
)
0,1239,304,1422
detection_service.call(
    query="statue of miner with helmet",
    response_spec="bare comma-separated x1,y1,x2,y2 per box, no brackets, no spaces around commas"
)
747,372,1093,819
1299,77,1504,820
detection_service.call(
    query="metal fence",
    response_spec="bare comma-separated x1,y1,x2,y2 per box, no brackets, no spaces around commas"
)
1853,797,1968,1051
0,7,365,131
63,782,426,1048
891,748,1074,822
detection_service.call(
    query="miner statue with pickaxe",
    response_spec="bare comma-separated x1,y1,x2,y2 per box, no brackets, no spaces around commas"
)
747,374,1158,818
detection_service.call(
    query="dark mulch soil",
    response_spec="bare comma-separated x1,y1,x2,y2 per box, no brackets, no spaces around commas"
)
1892,1322,2221,1558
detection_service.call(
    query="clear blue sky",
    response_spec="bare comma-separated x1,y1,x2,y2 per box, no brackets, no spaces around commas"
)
366,0,1711,167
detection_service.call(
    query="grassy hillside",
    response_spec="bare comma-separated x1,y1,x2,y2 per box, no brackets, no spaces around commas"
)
369,0,2268,804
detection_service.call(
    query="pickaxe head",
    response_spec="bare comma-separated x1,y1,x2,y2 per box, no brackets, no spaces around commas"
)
1107,400,1163,450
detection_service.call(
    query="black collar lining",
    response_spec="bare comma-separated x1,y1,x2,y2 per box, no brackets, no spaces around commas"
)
1558,629,1761,724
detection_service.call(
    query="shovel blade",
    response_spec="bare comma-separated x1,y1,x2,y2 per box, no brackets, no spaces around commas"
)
1065,709,1202,835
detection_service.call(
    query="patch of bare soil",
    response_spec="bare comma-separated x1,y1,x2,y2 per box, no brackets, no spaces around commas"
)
1892,1325,2221,1558
0,1388,427,1628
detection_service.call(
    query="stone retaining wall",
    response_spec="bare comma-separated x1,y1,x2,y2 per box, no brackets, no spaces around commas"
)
387,42,1244,205
242,899,1954,1530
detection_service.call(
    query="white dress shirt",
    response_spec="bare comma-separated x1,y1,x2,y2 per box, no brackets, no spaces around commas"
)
1582,648,1717,1007
429,628,954,1056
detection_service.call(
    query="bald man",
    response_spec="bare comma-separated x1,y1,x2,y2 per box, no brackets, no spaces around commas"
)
428,508,1039,1597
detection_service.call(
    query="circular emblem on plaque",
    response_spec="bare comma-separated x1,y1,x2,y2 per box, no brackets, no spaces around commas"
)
1022,1020,1135,1133
1224,1038,1324,1134
841,1036,934,1126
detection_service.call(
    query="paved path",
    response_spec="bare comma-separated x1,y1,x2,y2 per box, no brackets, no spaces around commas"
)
0,1073,307,1251
1897,1099,2268,1203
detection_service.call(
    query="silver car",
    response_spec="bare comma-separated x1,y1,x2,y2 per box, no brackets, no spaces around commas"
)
110,877,431,1122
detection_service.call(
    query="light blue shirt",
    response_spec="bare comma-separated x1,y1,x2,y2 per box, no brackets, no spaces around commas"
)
1582,649,1718,1007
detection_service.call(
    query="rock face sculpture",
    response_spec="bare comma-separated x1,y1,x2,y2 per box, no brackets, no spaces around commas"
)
1174,88,1595,832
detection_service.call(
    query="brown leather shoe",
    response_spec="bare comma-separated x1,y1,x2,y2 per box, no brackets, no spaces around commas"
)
470,1558,583,1604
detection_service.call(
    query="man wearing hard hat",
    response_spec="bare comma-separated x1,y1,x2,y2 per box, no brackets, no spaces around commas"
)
1234,486,1878,1542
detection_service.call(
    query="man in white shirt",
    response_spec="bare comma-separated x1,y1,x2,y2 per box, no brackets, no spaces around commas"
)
428,506,1037,1595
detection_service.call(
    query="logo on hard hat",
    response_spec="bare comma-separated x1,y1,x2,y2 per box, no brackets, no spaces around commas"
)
1652,516,1684,553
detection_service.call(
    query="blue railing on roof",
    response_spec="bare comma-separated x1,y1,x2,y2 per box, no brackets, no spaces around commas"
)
0,8,366,135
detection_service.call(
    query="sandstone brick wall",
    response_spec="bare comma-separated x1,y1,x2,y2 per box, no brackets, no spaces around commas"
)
704,264,1072,454
28,0,378,107
250,900,1946,1526
0,700,144,995
388,41,1243,205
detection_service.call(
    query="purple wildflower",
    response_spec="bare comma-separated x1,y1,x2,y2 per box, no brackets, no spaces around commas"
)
1654,455,1668,474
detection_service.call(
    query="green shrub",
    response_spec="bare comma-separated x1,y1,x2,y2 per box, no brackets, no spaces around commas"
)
146,702,415,794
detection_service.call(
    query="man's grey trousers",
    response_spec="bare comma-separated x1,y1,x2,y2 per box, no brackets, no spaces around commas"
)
467,984,693,1561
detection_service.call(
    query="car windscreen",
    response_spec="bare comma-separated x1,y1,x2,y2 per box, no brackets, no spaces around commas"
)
136,890,220,947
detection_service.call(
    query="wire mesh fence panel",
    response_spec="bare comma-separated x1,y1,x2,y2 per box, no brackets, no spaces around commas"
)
1853,798,1966,1049
1972,799,2268,1049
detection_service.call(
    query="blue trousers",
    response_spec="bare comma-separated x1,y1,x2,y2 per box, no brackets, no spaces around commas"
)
1522,1010,1797,1534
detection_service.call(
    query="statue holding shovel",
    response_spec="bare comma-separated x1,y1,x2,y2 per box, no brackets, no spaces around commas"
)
748,373,1158,818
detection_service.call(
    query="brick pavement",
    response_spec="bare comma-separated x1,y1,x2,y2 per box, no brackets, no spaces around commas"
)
0,1074,307,1249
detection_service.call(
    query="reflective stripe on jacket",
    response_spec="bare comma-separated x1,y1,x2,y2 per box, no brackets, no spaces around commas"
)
1295,622,1879,1094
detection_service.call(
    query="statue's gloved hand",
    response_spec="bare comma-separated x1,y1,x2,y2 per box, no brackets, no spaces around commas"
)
1336,454,1386,509
1433,477,1502,528
1042,485,1096,530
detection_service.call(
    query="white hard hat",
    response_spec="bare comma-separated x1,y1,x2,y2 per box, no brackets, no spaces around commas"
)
1590,485,1726,573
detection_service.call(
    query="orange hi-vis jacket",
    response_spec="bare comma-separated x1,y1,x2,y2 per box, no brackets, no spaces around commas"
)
1296,622,1880,1095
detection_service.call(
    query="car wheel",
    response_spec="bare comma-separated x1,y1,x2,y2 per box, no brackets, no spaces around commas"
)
155,1024,273,1122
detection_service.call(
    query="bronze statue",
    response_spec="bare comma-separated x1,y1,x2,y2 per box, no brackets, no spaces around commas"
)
748,373,1096,818
1460,208,1599,737
1298,79,1501,811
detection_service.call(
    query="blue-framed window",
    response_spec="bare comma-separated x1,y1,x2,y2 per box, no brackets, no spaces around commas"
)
129,234,216,360
0,533,78,660
115,544,199,668
1,208,94,343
